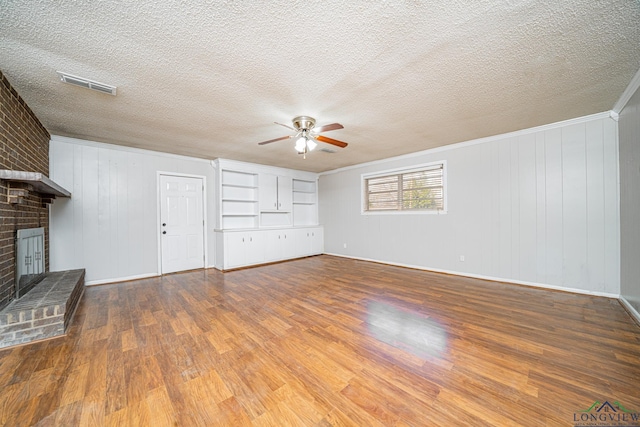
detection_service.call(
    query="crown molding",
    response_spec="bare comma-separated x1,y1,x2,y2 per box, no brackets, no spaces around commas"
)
50,135,212,163
320,111,612,176
613,67,640,113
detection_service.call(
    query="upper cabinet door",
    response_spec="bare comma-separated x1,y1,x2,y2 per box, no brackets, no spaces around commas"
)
259,173,278,211
277,176,292,212
259,173,292,212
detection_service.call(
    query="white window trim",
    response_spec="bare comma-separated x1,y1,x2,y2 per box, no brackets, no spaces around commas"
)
361,160,448,215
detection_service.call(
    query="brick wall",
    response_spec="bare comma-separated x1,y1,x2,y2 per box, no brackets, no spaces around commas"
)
0,70,51,310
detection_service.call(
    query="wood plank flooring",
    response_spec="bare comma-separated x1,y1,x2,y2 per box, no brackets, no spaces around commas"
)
1,255,639,426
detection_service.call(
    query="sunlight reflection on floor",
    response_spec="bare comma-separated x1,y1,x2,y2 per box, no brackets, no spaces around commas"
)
366,300,448,360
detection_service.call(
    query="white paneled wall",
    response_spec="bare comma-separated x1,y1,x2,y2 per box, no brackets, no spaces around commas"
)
319,114,620,295
49,136,216,285
619,76,640,317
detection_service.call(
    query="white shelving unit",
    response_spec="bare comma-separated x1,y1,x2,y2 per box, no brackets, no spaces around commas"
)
213,159,323,270
220,169,258,229
293,178,318,226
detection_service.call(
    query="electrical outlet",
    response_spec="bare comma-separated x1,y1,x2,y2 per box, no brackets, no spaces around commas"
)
343,243,347,249
459,255,465,262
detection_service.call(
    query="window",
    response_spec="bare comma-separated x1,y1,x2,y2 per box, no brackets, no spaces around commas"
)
363,162,446,213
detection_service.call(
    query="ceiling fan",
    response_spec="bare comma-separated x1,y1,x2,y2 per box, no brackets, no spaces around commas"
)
257,116,348,158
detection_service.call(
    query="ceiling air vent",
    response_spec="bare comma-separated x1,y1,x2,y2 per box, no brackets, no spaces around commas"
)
320,148,336,153
57,71,117,96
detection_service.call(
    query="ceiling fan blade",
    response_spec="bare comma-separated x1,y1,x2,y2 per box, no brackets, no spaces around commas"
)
314,123,344,133
316,135,348,148
274,121,295,131
257,135,292,145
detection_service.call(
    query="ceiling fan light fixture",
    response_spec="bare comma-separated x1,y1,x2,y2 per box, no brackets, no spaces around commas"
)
295,137,307,153
306,137,317,151
257,116,348,156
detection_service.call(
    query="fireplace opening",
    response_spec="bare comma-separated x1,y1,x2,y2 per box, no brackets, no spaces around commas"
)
15,227,46,298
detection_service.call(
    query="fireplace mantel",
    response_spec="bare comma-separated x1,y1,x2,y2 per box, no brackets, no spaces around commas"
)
0,169,71,202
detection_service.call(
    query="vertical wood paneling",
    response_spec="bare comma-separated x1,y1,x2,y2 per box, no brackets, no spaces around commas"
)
49,137,216,284
319,115,620,295
498,139,512,279
489,141,502,276
480,143,494,276
603,118,620,295
618,84,640,309
72,144,85,269
82,146,99,276
518,134,537,282
562,124,588,288
96,149,111,280
544,128,563,286
585,120,606,291
126,152,146,276
115,150,130,278
49,142,75,270
534,133,547,282
509,140,520,279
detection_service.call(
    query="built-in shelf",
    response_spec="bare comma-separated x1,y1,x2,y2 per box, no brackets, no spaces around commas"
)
222,183,258,189
220,169,259,230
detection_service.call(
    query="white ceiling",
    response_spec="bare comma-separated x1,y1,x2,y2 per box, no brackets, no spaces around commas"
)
1,1,639,173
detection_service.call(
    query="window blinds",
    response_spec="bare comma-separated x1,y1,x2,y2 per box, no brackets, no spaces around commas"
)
365,164,444,212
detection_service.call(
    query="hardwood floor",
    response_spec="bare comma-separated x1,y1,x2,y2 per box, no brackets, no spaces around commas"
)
1,255,639,426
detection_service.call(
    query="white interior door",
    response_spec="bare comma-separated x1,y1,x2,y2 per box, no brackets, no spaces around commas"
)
160,174,204,274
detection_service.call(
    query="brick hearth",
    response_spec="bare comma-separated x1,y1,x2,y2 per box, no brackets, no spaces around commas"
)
0,269,85,348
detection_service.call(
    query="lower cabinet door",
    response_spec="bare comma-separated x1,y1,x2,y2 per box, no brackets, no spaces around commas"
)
263,231,281,262
309,227,324,255
225,232,247,269
244,232,265,266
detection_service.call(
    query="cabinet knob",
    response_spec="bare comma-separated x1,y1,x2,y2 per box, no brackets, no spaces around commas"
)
162,231,166,234
162,223,166,227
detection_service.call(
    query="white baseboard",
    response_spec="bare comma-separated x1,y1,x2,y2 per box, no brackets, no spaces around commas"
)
85,273,160,286
84,266,219,286
324,252,620,299
619,296,640,325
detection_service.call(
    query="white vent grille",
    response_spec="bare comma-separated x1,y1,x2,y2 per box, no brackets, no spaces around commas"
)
57,71,117,96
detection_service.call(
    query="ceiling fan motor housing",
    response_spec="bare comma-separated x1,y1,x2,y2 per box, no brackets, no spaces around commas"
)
292,116,316,131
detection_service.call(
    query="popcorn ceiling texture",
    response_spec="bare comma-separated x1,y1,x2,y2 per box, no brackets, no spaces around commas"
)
1,1,639,172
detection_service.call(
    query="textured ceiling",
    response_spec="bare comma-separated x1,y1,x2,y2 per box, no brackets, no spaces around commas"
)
1,1,639,173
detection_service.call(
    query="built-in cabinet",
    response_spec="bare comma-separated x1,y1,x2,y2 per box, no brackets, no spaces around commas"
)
259,174,292,212
213,159,322,270
215,226,323,270
222,230,265,269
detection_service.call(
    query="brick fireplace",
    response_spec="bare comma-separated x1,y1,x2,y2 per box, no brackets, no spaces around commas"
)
0,70,51,310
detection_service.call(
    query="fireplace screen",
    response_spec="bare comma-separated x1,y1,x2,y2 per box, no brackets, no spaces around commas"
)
15,227,45,298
